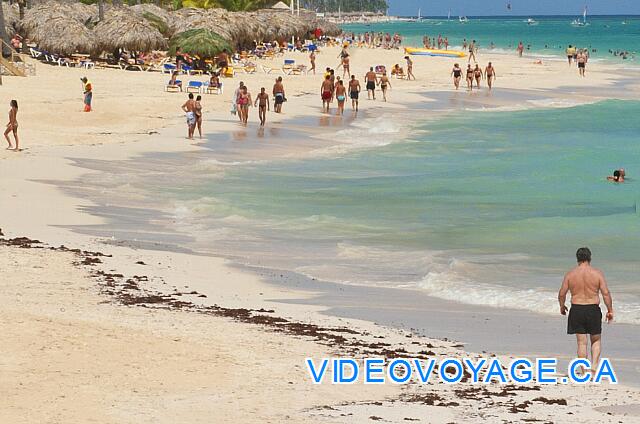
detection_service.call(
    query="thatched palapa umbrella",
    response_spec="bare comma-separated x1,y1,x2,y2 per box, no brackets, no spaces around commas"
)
169,28,232,58
20,3,95,54
94,9,167,53
3,3,20,37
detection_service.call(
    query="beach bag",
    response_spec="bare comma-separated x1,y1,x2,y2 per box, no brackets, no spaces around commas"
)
231,102,237,115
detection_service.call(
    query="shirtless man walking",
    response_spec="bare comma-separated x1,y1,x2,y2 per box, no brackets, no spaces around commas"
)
577,50,587,77
348,75,361,111
254,87,270,127
181,93,196,140
485,62,496,90
558,247,614,373
365,67,377,100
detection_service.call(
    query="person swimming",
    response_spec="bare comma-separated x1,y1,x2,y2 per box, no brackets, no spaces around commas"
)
607,168,626,183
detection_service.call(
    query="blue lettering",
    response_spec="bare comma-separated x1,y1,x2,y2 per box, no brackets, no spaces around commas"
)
365,358,385,384
440,359,464,384
413,359,436,384
509,358,533,383
536,358,558,384
483,358,507,384
388,359,412,383
568,358,591,383
335,358,358,384
463,358,487,383
306,358,329,384
594,358,618,384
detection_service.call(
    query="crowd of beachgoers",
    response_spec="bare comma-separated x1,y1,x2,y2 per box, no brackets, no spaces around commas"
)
4,28,602,153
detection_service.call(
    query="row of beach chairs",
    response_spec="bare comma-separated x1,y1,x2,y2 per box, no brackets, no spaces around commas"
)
166,79,223,95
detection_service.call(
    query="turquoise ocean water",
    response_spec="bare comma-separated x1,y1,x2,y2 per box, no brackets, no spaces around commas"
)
161,100,640,324
343,16,640,63
106,18,640,325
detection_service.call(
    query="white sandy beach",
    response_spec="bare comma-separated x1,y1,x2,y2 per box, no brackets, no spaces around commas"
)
2,45,640,423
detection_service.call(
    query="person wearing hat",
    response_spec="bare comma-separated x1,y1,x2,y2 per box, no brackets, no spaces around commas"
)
81,77,92,112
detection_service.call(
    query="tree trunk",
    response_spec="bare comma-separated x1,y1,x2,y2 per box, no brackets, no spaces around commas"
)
98,0,104,21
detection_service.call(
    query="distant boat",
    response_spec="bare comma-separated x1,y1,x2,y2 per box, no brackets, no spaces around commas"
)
526,18,538,26
571,6,589,26
447,9,451,20
459,16,469,23
418,8,422,21
506,1,512,11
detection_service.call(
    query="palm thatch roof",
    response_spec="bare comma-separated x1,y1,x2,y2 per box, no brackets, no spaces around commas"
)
94,8,167,53
2,3,20,37
15,3,339,56
169,28,232,58
20,3,96,54
169,7,340,50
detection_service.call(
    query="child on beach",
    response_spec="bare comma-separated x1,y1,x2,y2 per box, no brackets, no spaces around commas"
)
254,87,270,127
4,100,19,151
81,77,92,112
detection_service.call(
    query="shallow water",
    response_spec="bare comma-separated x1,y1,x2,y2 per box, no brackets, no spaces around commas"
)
149,100,640,324
342,16,640,63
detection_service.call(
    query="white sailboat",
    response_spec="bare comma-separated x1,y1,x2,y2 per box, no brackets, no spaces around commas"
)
448,9,451,20
526,18,538,26
571,6,589,26
459,15,469,23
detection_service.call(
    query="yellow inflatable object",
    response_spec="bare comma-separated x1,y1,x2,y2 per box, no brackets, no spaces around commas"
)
404,47,466,58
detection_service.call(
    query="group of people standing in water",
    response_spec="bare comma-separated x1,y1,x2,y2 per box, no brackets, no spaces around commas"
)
451,62,497,91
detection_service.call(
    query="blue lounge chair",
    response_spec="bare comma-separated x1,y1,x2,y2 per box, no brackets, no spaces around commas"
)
166,79,182,92
186,80,203,93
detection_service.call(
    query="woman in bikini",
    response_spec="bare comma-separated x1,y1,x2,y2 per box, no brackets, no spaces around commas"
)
4,99,19,151
451,63,462,90
466,64,474,91
473,64,483,88
194,95,203,139
335,80,347,115
239,86,251,125
379,72,391,102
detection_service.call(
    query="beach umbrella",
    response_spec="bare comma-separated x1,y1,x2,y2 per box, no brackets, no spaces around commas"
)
169,28,232,58
130,3,173,37
2,3,20,37
94,8,167,53
32,14,95,55
21,1,96,27
169,8,233,41
20,6,96,54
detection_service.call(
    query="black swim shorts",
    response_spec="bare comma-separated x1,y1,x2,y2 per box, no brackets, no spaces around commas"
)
350,91,359,100
567,304,602,335
578,62,585,68
366,81,375,91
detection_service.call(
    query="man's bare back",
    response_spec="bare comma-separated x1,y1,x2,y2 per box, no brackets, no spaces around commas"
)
558,247,614,371
563,264,606,305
